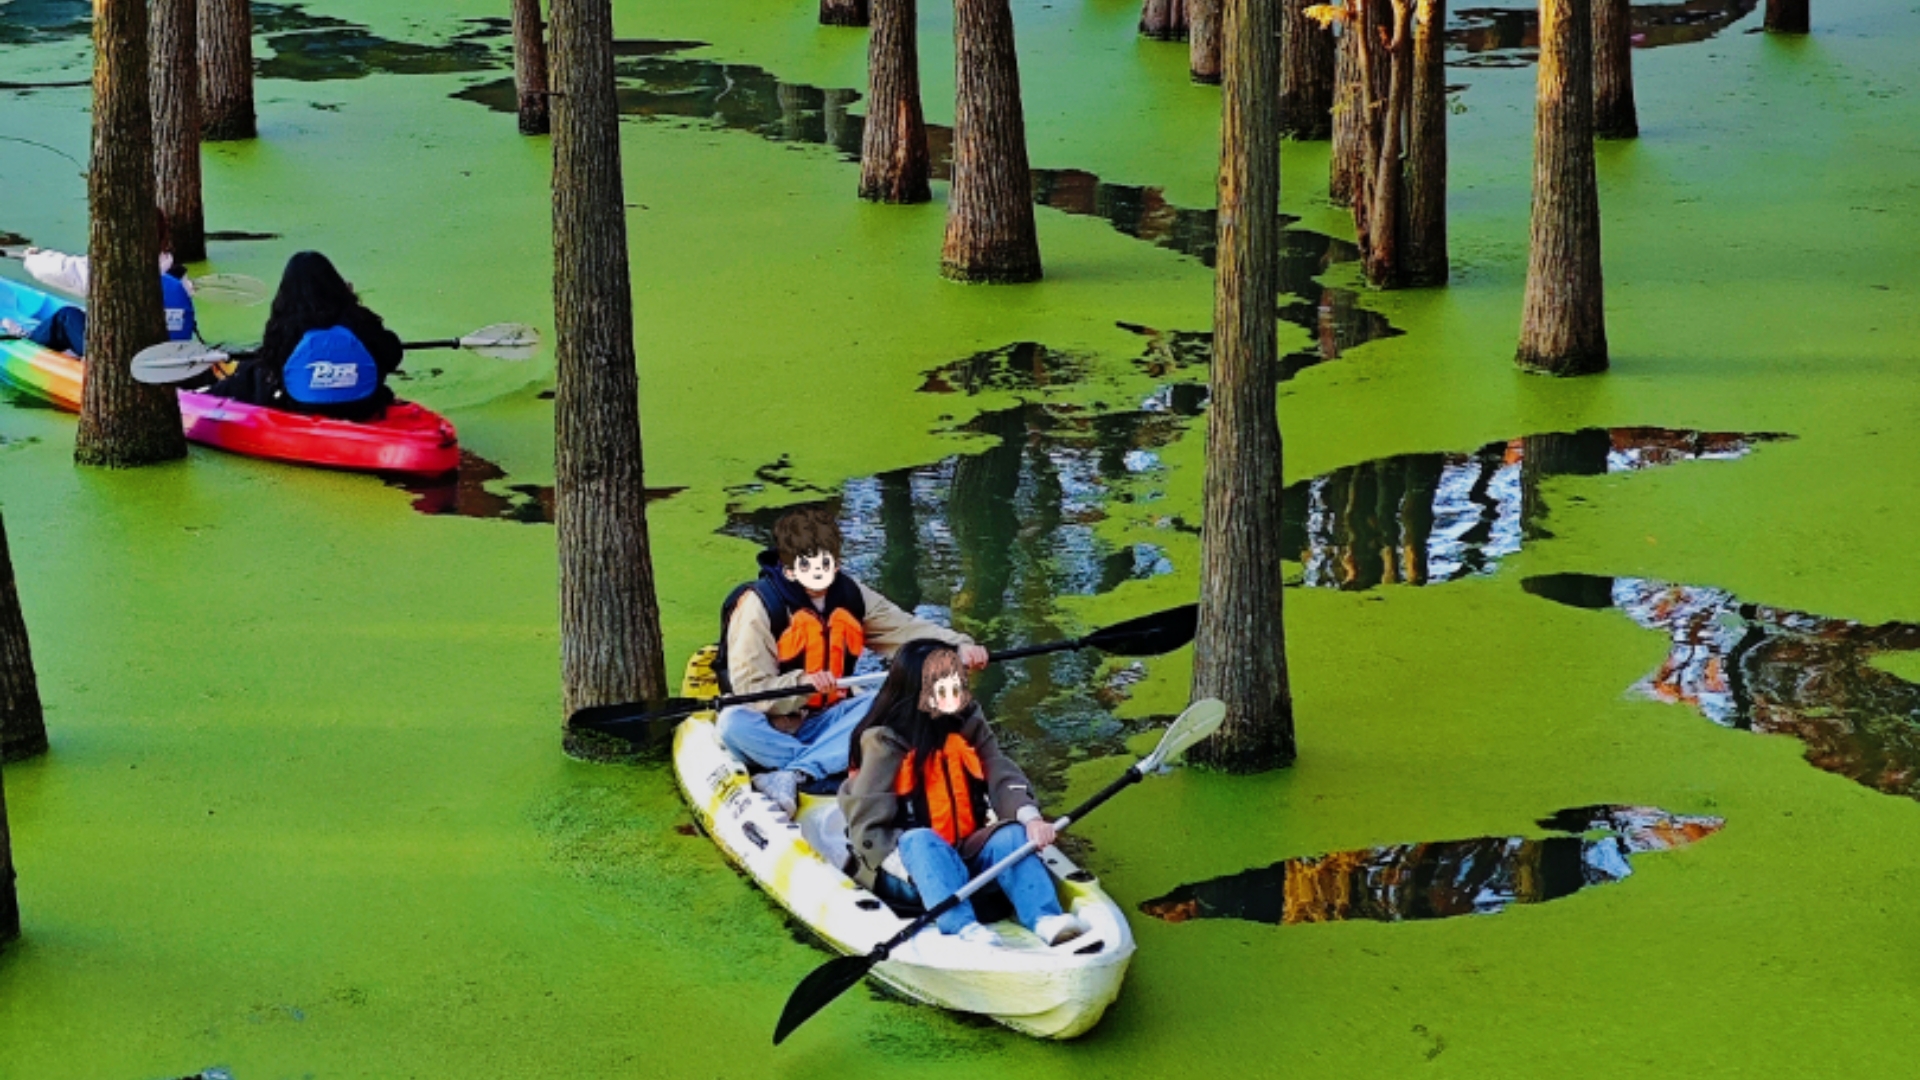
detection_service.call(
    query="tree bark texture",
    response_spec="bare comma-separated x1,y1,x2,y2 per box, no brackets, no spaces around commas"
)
196,0,254,141
512,0,551,136
1140,0,1189,40
1357,0,1411,288
0,763,16,945
1280,0,1334,139
860,0,932,204
1189,0,1222,84
1404,0,1448,285
1191,0,1294,772
1591,0,1637,138
942,0,1042,283
1329,3,1387,206
549,0,670,745
0,515,45,764
149,0,205,263
1516,0,1608,375
77,0,189,468
1764,0,1808,33
821,0,872,27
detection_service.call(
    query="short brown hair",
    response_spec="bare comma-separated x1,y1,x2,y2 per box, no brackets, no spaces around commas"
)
774,506,842,568
918,647,968,712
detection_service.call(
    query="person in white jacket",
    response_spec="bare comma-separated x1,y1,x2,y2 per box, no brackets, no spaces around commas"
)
2,218,197,356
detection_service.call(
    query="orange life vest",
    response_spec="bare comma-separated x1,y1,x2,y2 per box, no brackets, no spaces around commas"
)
892,733,989,846
776,607,866,710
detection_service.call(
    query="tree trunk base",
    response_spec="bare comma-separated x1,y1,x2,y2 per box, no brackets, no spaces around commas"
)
1764,0,1809,33
1593,114,1638,139
1514,345,1609,377
519,95,551,136
820,0,871,26
940,258,1043,285
200,112,256,141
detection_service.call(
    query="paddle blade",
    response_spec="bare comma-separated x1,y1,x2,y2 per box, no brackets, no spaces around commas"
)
775,954,877,1045
1141,697,1226,771
459,322,540,360
191,273,269,306
565,697,703,741
131,340,228,384
1082,603,1199,657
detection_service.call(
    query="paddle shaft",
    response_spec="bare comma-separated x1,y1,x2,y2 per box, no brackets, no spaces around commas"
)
984,638,1083,663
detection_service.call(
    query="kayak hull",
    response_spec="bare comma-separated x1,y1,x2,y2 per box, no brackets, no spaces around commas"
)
0,277,459,476
671,647,1135,1039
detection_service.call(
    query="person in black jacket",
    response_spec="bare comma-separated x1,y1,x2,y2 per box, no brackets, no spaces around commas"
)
206,251,403,422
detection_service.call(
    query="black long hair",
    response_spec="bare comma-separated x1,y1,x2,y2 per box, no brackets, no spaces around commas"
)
260,251,384,366
848,639,968,773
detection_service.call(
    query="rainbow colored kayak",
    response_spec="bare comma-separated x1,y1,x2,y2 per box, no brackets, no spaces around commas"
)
0,276,458,476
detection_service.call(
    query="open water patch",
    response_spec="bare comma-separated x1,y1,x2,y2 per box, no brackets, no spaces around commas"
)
1525,573,1920,800
387,450,682,523
253,5,507,82
1140,805,1723,926
1451,0,1758,68
0,0,88,47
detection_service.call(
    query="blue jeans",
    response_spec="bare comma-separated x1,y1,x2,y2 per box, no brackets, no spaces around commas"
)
715,692,874,780
882,825,1064,935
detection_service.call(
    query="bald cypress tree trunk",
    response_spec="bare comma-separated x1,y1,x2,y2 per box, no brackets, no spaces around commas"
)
1591,0,1637,138
0,763,16,945
1404,0,1448,285
860,0,932,203
1516,0,1607,375
821,0,871,26
196,0,254,141
942,0,1041,283
150,0,204,263
1764,0,1809,33
1189,0,1222,84
0,515,45,764
1280,0,1334,139
77,0,189,468
1329,4,1386,206
1358,0,1411,288
549,0,669,751
1191,0,1293,772
512,0,551,136
1140,0,1189,40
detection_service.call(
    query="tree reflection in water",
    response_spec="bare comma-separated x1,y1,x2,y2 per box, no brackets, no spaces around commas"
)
1525,574,1920,800
1451,0,1759,67
1140,805,1723,926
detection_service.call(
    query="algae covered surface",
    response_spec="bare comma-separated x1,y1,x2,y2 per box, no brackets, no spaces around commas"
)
2,0,1919,1076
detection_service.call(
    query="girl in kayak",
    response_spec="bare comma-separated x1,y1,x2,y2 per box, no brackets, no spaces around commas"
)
206,251,402,422
0,213,197,358
841,639,1091,948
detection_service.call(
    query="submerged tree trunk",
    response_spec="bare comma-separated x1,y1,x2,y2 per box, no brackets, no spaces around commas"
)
942,0,1041,283
0,762,16,945
1189,0,1222,84
1764,0,1809,33
196,0,254,141
549,0,669,749
77,0,189,468
861,0,932,203
512,0,551,136
1404,0,1448,285
1591,0,1637,138
1139,0,1189,40
1280,0,1334,139
0,516,45,764
1516,0,1608,375
821,0,871,27
150,0,204,263
1191,0,1293,772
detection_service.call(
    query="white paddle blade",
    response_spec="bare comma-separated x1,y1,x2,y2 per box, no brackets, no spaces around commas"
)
459,322,539,360
131,340,229,384
1141,698,1227,771
191,273,270,306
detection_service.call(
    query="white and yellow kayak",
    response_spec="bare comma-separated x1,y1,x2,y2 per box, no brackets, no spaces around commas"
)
671,647,1136,1039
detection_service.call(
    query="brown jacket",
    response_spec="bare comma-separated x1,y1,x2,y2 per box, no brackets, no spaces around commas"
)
724,578,974,717
838,705,1040,890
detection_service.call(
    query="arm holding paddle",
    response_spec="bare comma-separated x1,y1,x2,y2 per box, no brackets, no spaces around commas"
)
131,322,541,385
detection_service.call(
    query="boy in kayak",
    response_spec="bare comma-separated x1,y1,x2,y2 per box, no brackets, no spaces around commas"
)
205,251,403,422
840,639,1089,947
0,214,197,357
717,506,985,816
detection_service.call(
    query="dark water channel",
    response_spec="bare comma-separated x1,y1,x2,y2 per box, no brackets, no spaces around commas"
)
1451,0,1759,68
1526,574,1920,801
1140,805,1724,926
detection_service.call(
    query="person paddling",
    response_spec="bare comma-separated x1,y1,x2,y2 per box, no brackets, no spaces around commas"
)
0,212,197,358
840,640,1091,949
716,506,985,816
205,251,402,422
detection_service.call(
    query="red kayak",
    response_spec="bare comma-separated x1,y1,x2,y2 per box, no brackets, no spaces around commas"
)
0,277,459,476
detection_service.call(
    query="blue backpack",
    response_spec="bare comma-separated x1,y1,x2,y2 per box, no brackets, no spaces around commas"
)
283,325,378,404
160,273,195,341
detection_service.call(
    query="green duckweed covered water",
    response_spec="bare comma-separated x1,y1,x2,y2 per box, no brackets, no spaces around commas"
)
1,0,1918,1075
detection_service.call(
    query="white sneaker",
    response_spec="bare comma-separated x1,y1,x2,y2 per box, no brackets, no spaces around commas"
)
0,319,26,339
750,769,801,817
1034,912,1090,946
955,922,1005,948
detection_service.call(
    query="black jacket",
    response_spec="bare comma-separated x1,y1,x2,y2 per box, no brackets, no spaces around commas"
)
206,308,403,421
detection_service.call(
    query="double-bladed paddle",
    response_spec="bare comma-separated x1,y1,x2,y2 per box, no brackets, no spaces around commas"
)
564,603,1200,744
129,322,542,384
771,697,1227,1044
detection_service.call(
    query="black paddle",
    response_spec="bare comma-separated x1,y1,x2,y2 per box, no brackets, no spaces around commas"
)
771,698,1227,1044
565,603,1199,742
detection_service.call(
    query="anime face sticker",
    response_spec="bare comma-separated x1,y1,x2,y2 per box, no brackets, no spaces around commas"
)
921,649,972,717
784,549,838,593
